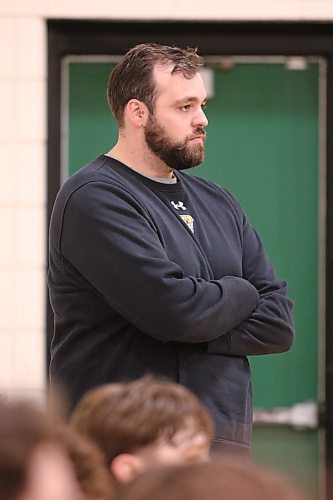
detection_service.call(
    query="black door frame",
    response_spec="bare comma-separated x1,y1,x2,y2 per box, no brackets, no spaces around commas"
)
47,20,333,497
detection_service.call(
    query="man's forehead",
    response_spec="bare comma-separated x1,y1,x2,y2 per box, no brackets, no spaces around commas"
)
153,63,182,88
154,62,177,77
153,65,205,100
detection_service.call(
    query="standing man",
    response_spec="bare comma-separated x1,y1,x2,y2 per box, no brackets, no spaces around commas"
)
48,43,294,457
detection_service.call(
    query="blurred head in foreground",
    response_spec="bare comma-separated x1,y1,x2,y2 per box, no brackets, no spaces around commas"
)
112,459,305,500
71,376,214,484
0,399,82,500
56,424,113,500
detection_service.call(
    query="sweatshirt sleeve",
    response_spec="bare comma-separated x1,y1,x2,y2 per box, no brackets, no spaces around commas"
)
207,213,294,356
59,181,260,344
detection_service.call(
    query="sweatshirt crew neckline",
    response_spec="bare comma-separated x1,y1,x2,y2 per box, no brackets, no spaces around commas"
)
102,154,186,194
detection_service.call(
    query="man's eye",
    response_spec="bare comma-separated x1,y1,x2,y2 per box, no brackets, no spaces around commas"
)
181,104,191,111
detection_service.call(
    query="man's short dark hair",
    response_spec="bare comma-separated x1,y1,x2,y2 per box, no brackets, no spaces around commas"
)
107,43,203,126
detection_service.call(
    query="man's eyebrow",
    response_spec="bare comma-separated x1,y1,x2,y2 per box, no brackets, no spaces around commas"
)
175,96,202,105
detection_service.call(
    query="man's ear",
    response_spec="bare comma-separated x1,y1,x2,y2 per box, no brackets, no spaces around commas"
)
125,99,148,128
110,453,145,483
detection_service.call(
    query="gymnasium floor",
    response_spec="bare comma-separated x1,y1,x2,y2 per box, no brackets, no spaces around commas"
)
252,425,322,500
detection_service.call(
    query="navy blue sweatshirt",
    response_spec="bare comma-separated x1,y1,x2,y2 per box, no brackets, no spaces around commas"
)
48,155,294,447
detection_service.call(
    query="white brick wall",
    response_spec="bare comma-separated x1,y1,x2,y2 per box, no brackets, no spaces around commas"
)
0,0,332,398
0,13,46,400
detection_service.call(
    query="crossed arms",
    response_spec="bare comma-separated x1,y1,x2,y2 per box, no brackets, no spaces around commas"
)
60,180,294,355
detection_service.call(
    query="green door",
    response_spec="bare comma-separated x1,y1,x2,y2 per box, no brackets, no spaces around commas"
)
65,58,323,411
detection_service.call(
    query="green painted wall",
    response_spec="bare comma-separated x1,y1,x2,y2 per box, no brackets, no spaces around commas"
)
67,61,320,408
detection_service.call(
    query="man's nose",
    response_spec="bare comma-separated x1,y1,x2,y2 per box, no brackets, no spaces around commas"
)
193,108,208,127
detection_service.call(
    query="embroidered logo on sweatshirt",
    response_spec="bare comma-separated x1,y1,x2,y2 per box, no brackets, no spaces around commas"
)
180,215,194,233
170,201,187,211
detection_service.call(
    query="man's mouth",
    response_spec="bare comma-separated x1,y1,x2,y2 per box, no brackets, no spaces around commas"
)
189,129,206,142
189,134,205,143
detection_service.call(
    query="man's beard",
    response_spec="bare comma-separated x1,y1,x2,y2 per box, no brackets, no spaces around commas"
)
144,115,206,171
